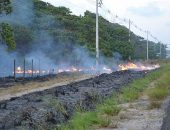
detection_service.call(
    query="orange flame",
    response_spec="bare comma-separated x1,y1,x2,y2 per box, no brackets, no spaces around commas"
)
119,62,160,71
15,66,41,74
14,63,160,76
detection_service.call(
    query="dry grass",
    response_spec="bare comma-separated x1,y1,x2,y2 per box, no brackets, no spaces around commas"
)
149,101,162,109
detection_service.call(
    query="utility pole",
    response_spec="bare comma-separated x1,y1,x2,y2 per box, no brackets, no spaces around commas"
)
128,19,131,60
31,59,34,77
96,0,99,70
160,42,162,59
128,19,131,43
39,59,41,76
146,31,149,60
96,0,102,70
23,59,25,78
13,59,16,80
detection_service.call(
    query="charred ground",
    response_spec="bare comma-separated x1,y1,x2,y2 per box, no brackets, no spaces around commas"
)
0,70,147,130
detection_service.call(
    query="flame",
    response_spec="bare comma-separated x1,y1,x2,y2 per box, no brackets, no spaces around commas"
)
14,67,42,74
13,63,160,76
119,63,138,71
57,66,83,73
118,62,160,71
15,67,23,74
102,66,112,73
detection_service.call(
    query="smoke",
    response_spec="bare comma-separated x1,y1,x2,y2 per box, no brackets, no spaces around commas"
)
0,0,122,77
0,45,17,77
0,0,34,26
0,0,34,77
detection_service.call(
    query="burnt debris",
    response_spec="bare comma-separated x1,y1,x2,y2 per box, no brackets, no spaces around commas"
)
0,70,147,130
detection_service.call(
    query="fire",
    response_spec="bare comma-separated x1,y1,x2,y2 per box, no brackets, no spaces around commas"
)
15,66,41,74
119,63,138,71
57,66,83,73
13,63,160,76
118,62,160,71
102,66,112,73
15,67,23,74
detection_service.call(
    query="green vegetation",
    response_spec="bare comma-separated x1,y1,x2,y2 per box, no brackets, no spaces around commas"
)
0,22,16,50
0,0,16,50
60,64,170,130
148,87,169,101
146,66,170,108
0,0,166,59
0,0,12,14
32,0,166,60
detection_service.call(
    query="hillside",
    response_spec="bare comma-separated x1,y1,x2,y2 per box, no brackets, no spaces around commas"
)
0,0,167,65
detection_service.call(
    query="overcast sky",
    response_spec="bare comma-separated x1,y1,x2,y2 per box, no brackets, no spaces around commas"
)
42,0,170,48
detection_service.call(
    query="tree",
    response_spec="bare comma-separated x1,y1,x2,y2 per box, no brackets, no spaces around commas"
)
13,24,33,53
0,0,12,14
0,0,16,50
0,23,16,50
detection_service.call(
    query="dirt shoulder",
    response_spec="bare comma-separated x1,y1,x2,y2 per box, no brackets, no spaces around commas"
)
161,97,170,130
98,77,170,130
99,96,169,130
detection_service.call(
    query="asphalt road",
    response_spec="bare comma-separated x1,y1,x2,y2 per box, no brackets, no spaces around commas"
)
161,100,170,130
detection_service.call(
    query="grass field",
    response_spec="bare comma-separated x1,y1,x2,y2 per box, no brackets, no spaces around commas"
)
59,63,170,130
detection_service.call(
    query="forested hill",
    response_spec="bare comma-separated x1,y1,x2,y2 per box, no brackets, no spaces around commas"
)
0,0,166,61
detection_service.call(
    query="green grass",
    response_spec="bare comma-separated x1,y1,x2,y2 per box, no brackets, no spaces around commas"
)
148,87,169,101
97,98,121,116
99,105,120,116
59,64,170,130
146,65,170,109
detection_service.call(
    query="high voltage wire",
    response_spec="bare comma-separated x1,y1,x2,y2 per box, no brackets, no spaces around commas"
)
57,0,166,59
75,1,161,44
54,0,163,45
95,1,166,59
99,3,161,44
60,0,162,44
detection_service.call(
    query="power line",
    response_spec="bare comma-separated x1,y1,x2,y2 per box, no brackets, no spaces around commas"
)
100,4,164,45
100,4,160,42
98,3,168,59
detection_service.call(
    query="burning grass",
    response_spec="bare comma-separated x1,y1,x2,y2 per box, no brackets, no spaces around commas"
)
118,62,160,71
0,61,161,102
12,62,160,77
60,63,170,130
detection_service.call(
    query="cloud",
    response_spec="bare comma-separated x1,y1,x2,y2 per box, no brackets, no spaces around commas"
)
128,2,164,17
166,23,170,27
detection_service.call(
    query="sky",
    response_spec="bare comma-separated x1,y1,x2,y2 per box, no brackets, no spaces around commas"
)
42,0,170,49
